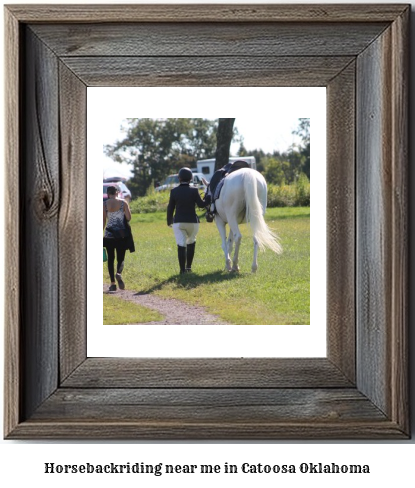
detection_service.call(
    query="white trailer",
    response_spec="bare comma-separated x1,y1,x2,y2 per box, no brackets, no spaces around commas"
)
196,156,256,182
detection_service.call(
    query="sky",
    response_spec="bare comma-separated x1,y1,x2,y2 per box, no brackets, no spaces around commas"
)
98,116,303,179
87,87,326,179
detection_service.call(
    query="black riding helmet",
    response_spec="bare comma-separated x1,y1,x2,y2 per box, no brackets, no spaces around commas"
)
178,167,193,182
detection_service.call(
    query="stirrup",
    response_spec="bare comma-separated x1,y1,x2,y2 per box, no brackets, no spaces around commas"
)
206,212,214,222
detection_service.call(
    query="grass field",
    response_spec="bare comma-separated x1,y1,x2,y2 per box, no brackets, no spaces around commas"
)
103,294,163,325
103,207,310,325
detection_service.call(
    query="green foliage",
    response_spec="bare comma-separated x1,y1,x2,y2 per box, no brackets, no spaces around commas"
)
105,117,312,199
295,173,311,206
103,207,310,325
128,171,310,215
293,118,310,145
105,118,219,197
129,187,170,214
290,118,310,180
240,118,311,184
263,157,290,185
267,174,310,207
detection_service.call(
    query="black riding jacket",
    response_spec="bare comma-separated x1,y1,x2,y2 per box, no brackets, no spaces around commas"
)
167,183,210,225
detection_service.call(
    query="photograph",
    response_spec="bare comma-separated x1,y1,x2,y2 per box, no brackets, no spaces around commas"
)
87,87,326,358
101,117,310,326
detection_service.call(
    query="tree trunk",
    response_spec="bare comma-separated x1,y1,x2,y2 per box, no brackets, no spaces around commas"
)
215,118,235,170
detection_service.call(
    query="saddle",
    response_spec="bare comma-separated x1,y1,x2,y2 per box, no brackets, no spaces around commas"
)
205,160,250,222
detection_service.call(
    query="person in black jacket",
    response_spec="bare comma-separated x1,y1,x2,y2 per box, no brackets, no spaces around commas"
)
167,167,211,274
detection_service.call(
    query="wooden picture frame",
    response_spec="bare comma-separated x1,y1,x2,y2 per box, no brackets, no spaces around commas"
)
4,4,409,439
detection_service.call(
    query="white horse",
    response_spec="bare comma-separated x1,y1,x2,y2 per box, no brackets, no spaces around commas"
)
207,168,282,272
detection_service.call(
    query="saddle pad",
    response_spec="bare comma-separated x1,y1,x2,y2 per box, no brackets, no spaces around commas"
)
213,178,225,201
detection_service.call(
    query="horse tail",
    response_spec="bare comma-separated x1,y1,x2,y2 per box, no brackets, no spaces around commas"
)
243,171,282,254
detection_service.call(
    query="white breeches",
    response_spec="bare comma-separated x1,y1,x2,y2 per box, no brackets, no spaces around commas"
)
172,222,199,247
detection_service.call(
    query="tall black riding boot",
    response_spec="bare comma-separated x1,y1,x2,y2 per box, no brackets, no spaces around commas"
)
186,242,196,272
177,245,187,274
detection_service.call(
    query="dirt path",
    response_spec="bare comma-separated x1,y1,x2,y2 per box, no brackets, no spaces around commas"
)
104,286,230,325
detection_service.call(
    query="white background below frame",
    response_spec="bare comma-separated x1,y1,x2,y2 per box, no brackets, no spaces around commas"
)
87,87,326,358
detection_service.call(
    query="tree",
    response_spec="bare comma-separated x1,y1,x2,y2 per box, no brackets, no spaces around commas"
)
104,118,218,196
232,119,310,183
263,158,290,186
293,118,310,145
215,118,235,170
249,148,268,173
291,118,310,180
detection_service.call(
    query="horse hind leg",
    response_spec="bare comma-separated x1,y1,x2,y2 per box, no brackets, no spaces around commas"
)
227,218,242,272
215,216,232,271
252,236,259,273
227,230,234,260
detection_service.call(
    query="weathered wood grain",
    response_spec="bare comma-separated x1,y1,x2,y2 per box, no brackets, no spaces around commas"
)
7,421,407,441
356,7,408,427
389,8,409,433
12,388,404,440
6,4,409,23
326,62,356,383
62,358,353,388
58,63,88,382
32,388,386,422
356,16,408,423
61,56,354,87
31,22,388,57
357,31,391,416
4,6,21,439
4,4,410,440
21,28,60,420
